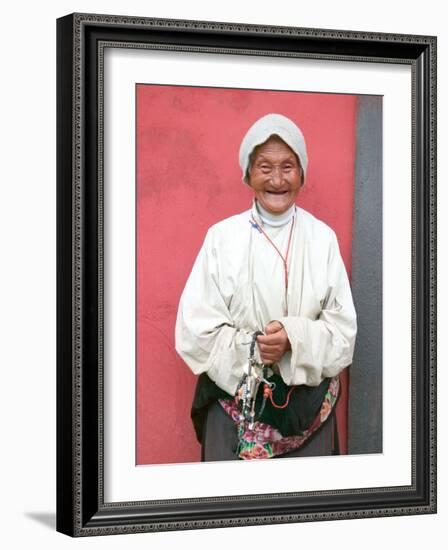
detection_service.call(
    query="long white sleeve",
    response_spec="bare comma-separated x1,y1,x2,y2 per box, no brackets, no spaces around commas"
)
175,230,258,396
278,233,357,386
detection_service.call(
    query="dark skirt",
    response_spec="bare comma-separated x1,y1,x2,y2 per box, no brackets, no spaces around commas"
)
191,373,337,461
202,400,338,461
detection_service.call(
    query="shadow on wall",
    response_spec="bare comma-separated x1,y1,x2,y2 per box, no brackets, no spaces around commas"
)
25,512,56,531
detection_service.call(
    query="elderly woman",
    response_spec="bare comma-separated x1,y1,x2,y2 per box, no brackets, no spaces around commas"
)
175,113,357,461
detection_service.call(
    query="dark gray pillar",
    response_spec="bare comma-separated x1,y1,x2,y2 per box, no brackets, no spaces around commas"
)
348,96,383,454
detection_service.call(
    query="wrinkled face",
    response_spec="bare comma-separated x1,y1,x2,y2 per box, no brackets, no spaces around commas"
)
247,136,303,215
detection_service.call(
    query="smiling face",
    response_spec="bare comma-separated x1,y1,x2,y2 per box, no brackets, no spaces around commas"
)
247,135,303,215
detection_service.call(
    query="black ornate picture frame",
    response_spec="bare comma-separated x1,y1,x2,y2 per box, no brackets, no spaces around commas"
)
56,13,436,536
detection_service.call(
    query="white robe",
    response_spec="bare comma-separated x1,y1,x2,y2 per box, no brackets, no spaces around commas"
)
175,202,357,396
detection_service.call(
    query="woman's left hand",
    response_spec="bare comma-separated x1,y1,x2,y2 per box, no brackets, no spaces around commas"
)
256,320,291,364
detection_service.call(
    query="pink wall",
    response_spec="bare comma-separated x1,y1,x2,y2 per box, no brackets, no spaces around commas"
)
136,85,357,464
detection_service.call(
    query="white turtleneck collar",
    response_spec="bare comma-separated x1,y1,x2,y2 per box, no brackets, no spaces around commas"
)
255,201,296,227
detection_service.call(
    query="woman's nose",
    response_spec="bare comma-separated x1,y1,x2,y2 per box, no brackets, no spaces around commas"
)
270,167,283,185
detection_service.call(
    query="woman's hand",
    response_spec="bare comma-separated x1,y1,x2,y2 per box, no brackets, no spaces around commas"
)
257,320,291,364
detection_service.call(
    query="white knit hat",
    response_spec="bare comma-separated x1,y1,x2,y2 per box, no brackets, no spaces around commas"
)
239,113,308,185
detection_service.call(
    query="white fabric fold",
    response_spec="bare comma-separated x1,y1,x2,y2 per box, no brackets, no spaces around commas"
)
256,201,295,227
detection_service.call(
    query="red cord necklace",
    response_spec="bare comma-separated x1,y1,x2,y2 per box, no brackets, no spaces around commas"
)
249,211,296,316
263,383,296,409
249,211,297,409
